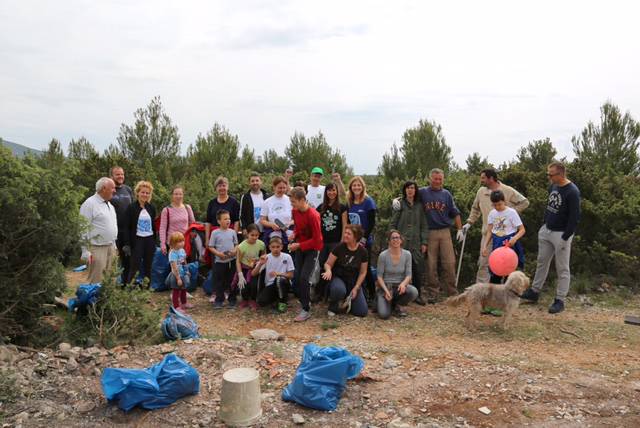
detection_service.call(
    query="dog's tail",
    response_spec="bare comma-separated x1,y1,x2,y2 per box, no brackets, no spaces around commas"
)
445,291,468,307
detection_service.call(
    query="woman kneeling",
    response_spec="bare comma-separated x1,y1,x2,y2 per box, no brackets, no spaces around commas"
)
322,224,369,317
376,230,418,319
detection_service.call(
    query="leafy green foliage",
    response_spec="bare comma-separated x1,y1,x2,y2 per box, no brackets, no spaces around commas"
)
572,102,640,175
63,266,163,348
0,146,84,342
379,119,452,181
285,131,352,177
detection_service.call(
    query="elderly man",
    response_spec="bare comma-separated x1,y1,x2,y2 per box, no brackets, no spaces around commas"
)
462,168,529,283
419,168,463,303
80,177,118,283
521,161,581,314
109,166,134,282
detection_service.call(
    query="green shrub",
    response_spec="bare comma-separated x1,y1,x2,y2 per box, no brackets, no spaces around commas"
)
0,147,84,343
62,266,163,348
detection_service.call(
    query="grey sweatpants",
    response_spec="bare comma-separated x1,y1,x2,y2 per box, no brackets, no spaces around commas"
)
531,225,573,299
475,233,491,284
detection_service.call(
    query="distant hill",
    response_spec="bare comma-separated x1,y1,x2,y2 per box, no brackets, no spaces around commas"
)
1,139,43,157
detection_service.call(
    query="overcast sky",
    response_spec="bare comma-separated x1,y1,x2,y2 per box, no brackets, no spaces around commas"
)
1,0,639,173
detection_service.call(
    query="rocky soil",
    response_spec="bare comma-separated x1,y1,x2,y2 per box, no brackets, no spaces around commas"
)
2,276,640,427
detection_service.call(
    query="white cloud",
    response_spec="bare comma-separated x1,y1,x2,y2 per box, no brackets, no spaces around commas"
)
1,0,639,173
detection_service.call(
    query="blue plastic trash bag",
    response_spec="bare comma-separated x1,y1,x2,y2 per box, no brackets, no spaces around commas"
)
101,353,200,411
150,247,171,291
282,344,364,411
186,261,199,292
67,283,101,313
162,306,200,340
202,269,213,296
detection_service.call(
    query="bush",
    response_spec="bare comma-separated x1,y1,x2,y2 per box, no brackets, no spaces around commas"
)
62,266,163,348
0,147,83,343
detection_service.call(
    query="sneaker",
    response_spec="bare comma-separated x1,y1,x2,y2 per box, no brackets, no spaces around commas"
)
277,303,288,313
183,302,194,309
414,296,427,306
520,288,540,303
212,301,224,310
249,300,258,311
327,310,336,317
548,299,565,314
208,295,216,303
294,309,311,322
238,300,249,309
227,301,237,309
393,307,408,318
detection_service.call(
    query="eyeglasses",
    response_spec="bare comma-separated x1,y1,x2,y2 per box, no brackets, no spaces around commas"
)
547,172,559,177
390,236,402,240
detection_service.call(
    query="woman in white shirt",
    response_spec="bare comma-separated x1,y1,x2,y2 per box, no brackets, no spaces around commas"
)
123,181,157,286
260,176,294,246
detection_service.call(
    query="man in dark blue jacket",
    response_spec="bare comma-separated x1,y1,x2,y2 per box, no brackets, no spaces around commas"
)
418,168,463,303
521,161,581,314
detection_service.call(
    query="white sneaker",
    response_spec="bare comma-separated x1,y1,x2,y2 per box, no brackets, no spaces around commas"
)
294,310,311,322
327,310,336,317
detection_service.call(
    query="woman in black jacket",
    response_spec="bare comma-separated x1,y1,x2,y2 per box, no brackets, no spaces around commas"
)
123,181,157,285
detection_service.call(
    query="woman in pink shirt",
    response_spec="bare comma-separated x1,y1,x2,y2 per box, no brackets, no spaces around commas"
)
159,186,195,255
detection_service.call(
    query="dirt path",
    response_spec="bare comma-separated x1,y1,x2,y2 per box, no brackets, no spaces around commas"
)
3,272,639,427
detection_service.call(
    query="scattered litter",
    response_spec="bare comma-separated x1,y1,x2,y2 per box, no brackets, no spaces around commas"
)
101,353,199,411
478,406,492,415
72,264,87,272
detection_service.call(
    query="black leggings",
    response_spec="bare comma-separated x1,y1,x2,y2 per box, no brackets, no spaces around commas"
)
257,277,290,306
294,250,319,311
128,235,155,284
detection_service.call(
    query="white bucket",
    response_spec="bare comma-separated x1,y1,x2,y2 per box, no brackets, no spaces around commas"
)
219,367,262,426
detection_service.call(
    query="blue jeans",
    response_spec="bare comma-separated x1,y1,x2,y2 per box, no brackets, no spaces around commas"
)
328,277,368,317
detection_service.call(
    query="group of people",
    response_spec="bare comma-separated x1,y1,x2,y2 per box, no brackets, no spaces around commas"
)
79,160,581,322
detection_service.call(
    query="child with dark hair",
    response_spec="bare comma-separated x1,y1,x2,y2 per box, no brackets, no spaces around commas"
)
208,210,238,309
253,236,294,313
483,190,526,284
234,223,266,310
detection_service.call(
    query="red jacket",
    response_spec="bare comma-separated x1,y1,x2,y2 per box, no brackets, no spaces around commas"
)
292,207,323,251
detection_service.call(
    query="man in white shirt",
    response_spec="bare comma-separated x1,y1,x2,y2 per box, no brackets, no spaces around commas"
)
306,167,326,209
79,177,118,283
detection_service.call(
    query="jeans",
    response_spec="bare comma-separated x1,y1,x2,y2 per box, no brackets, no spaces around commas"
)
376,284,419,319
327,276,368,317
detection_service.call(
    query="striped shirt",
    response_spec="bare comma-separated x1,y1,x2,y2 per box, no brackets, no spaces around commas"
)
159,205,195,248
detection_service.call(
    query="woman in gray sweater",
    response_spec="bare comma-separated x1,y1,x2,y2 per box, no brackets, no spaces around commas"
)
376,229,419,319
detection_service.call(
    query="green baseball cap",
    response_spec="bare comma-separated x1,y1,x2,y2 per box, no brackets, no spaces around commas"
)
311,167,324,175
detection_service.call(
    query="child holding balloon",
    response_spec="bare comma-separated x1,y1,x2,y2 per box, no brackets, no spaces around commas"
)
483,190,526,284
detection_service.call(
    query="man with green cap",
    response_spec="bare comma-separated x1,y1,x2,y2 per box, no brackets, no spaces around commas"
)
306,167,326,209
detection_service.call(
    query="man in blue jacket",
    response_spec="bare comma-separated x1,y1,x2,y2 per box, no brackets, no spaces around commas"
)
419,168,464,303
521,161,581,314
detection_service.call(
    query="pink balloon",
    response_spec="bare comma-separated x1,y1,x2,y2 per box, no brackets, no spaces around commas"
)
488,246,518,277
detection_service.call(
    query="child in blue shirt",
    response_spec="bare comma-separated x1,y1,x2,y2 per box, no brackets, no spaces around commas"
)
166,231,191,312
208,210,239,309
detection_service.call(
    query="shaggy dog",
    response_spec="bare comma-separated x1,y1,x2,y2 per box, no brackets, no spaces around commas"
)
446,271,530,330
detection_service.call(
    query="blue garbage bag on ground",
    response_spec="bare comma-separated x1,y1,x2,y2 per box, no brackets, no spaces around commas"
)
67,283,101,312
162,306,200,340
202,269,213,295
186,261,198,292
101,353,200,412
282,343,364,411
150,247,171,291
